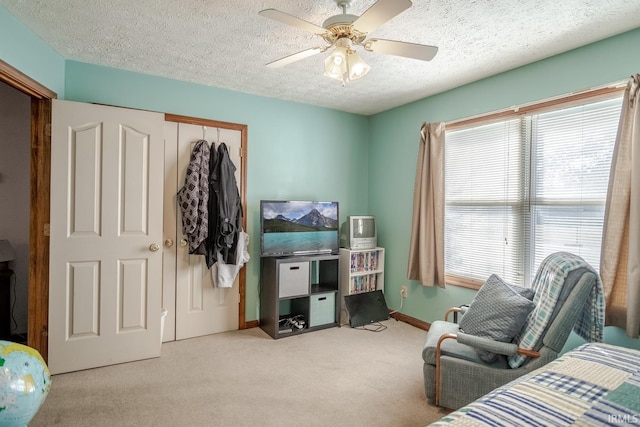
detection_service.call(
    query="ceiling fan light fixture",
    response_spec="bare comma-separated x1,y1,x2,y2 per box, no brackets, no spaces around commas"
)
324,38,370,85
347,50,370,80
324,45,349,82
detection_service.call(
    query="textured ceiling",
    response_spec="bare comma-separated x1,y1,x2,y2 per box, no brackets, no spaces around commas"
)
2,0,640,115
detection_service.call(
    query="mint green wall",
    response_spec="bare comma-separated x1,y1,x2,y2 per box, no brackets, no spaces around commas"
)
0,6,65,96
0,1,369,325
2,1,640,347
369,27,640,350
64,61,370,322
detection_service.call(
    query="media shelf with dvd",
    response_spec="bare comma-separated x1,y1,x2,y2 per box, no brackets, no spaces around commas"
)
339,247,385,325
259,254,340,339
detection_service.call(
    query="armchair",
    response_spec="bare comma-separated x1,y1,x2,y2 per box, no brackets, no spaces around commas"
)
422,252,603,410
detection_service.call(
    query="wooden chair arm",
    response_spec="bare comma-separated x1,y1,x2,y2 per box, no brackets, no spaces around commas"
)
435,333,457,406
517,348,540,358
444,307,462,322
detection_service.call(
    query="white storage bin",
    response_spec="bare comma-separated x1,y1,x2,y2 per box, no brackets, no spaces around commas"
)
278,261,309,298
309,292,335,327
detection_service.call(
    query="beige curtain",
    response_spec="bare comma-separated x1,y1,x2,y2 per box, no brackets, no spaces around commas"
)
600,74,640,338
407,122,445,287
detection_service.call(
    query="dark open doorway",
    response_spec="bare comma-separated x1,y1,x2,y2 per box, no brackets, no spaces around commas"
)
0,59,56,360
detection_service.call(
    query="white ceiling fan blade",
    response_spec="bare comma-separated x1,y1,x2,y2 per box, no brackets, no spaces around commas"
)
266,47,326,68
352,0,412,34
364,39,438,61
259,9,328,35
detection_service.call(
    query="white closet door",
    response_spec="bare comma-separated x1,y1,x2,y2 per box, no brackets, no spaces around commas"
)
166,123,241,340
49,100,164,374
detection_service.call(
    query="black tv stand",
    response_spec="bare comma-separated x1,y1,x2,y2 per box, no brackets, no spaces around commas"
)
259,254,340,339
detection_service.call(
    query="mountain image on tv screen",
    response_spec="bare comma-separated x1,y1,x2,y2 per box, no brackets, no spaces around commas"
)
261,201,339,256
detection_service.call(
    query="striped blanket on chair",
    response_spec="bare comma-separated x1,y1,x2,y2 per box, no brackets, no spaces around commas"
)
508,252,605,369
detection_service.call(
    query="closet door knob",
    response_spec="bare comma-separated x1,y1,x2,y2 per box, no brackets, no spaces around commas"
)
149,243,160,252
180,239,188,247
164,239,174,248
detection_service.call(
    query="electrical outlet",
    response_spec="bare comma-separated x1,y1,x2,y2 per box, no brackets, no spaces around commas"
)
401,285,408,298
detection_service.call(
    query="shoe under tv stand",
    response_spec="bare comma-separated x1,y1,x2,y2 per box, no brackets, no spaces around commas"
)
259,254,340,339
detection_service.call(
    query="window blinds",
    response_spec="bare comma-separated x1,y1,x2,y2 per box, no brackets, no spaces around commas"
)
445,96,622,287
529,98,622,278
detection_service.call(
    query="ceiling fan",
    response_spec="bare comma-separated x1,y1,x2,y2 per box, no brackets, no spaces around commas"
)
259,0,438,85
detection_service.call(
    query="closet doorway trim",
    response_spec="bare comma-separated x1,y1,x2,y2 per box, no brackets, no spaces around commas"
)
165,113,249,329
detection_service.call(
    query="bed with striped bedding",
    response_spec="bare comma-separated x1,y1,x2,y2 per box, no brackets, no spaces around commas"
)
430,343,640,426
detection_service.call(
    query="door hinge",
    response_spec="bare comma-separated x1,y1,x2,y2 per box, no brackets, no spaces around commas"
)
45,123,52,137
43,223,50,237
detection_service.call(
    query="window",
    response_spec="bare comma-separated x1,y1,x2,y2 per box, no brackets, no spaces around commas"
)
445,95,623,288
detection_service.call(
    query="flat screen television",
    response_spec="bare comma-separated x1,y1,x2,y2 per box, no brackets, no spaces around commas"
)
260,200,339,257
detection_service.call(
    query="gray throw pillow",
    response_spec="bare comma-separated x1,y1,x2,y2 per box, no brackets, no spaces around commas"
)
511,283,535,301
459,274,536,363
458,283,534,323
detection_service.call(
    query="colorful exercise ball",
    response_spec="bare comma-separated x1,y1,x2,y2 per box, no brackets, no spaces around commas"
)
0,341,51,427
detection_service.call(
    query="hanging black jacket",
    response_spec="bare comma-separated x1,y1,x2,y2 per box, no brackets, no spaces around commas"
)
211,143,242,264
204,145,219,268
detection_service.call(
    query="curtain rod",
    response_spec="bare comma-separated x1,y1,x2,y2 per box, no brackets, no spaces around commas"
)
446,81,627,131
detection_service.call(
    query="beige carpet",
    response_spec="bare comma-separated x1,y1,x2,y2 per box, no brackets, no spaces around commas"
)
30,320,449,427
